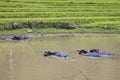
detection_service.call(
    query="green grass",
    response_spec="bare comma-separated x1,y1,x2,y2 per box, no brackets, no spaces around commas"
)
0,0,120,34
1,27,120,35
0,12,120,18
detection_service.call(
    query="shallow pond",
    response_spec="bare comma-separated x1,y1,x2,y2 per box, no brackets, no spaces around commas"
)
0,34,120,80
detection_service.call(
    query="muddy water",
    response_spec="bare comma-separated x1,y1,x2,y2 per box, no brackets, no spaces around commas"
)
0,34,120,80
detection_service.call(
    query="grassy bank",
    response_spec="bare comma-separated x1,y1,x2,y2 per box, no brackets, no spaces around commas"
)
0,0,120,34
0,28,120,35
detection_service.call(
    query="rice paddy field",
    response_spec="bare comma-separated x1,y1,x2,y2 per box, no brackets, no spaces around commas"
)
0,0,120,33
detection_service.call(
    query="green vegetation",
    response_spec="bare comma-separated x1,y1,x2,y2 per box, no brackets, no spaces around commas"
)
0,0,120,34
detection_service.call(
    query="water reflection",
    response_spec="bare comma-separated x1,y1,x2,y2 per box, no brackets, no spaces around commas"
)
31,34,75,42
8,49,16,80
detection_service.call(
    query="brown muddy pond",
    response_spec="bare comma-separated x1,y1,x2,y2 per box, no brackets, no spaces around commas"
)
0,34,120,80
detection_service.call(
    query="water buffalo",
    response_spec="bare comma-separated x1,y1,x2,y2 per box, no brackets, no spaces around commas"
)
77,50,88,55
77,49,114,58
12,35,28,40
90,49,99,53
44,51,69,59
44,51,55,56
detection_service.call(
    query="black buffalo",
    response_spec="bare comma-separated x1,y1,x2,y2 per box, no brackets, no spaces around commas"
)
44,51,69,59
12,35,28,40
77,49,114,57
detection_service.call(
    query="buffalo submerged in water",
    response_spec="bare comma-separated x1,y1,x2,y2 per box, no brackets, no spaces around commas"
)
77,49,114,58
44,51,69,59
12,35,28,40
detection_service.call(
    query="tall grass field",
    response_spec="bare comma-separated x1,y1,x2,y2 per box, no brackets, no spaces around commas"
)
0,0,120,34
